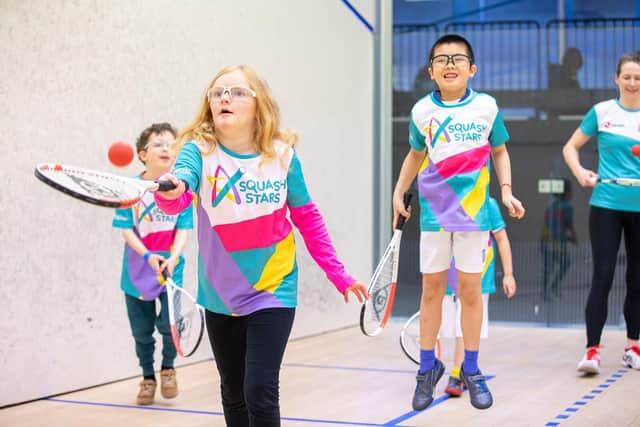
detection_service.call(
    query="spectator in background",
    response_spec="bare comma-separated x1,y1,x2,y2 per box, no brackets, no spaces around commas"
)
540,178,577,301
549,47,583,89
413,64,436,100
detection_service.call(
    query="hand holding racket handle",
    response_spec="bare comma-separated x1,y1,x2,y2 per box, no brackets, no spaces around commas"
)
156,180,177,192
395,192,413,230
156,179,190,192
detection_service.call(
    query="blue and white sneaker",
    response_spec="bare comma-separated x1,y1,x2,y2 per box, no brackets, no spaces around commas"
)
412,359,445,411
460,365,493,410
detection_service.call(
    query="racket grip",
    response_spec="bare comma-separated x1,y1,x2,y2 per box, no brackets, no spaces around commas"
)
157,180,189,192
396,192,413,229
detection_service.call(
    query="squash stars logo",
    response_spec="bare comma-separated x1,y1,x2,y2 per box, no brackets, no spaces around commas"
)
208,166,246,207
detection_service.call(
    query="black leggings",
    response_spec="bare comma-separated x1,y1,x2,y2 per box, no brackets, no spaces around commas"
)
586,206,640,347
205,308,295,427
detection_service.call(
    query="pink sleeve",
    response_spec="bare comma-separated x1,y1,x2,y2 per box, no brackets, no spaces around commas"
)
289,201,356,294
154,190,194,215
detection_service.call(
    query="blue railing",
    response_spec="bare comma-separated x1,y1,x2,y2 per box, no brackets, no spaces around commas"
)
394,17,639,118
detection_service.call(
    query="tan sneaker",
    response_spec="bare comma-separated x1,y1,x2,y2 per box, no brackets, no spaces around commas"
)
160,368,178,398
136,379,156,405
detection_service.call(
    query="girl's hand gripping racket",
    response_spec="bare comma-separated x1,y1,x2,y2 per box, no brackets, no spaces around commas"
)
34,163,183,208
161,270,204,357
360,192,412,337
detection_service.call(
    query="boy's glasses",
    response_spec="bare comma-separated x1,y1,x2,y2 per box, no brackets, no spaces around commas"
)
430,54,471,67
145,142,171,150
207,86,257,102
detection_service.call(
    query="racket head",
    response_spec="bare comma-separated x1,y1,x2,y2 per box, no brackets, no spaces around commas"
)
399,311,441,364
360,232,401,337
163,273,204,357
399,311,421,364
34,163,154,208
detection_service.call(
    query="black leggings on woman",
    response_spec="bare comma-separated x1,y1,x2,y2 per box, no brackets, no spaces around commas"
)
205,307,295,427
586,206,640,347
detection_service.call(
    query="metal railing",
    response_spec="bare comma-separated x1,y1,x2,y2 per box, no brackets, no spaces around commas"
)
394,17,639,96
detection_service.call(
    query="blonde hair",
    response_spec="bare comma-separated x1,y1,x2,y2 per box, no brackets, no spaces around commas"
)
173,64,297,165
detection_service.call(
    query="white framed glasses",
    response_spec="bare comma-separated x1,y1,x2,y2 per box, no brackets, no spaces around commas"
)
207,86,257,102
430,54,471,67
144,141,171,150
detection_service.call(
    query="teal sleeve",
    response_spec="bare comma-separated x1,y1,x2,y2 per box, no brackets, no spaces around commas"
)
286,150,311,208
489,111,509,147
112,207,133,229
172,141,202,193
579,107,598,136
176,202,194,229
408,115,426,151
489,198,506,232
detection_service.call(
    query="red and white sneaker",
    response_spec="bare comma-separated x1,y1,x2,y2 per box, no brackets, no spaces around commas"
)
577,345,601,374
622,346,640,369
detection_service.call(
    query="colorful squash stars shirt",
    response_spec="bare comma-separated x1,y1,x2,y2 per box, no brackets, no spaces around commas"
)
580,99,640,212
112,175,194,300
155,140,355,316
409,90,509,231
446,198,506,295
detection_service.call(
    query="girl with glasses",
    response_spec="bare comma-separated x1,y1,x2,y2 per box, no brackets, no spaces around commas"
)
153,64,368,427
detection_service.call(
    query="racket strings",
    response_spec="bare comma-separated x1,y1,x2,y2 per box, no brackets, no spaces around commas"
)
361,251,397,337
66,172,126,198
368,257,395,321
171,290,202,354
400,314,421,364
42,166,140,200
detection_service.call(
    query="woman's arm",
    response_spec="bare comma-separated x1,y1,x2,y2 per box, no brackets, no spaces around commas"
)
562,128,597,187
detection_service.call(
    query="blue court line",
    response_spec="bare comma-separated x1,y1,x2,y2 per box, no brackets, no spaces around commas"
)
543,368,629,426
340,0,373,33
46,398,414,427
45,365,477,426
47,399,224,415
382,375,496,425
285,362,414,375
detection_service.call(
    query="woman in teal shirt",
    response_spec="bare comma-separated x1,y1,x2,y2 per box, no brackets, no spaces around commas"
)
563,52,640,375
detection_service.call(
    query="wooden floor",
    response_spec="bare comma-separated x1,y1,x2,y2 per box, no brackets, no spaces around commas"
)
3,322,639,427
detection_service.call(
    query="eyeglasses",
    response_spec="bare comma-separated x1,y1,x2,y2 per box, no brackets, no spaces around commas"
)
430,54,471,67
207,86,257,102
144,142,171,150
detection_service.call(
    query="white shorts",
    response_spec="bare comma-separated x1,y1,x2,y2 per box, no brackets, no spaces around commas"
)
420,231,490,273
439,294,490,339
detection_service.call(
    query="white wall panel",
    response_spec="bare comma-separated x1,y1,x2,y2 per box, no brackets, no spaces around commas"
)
0,0,374,406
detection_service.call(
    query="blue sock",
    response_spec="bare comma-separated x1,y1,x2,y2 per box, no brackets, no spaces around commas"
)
419,349,435,374
463,350,479,375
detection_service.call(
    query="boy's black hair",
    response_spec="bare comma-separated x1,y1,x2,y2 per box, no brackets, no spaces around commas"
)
135,122,177,153
428,34,475,65
616,51,640,76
